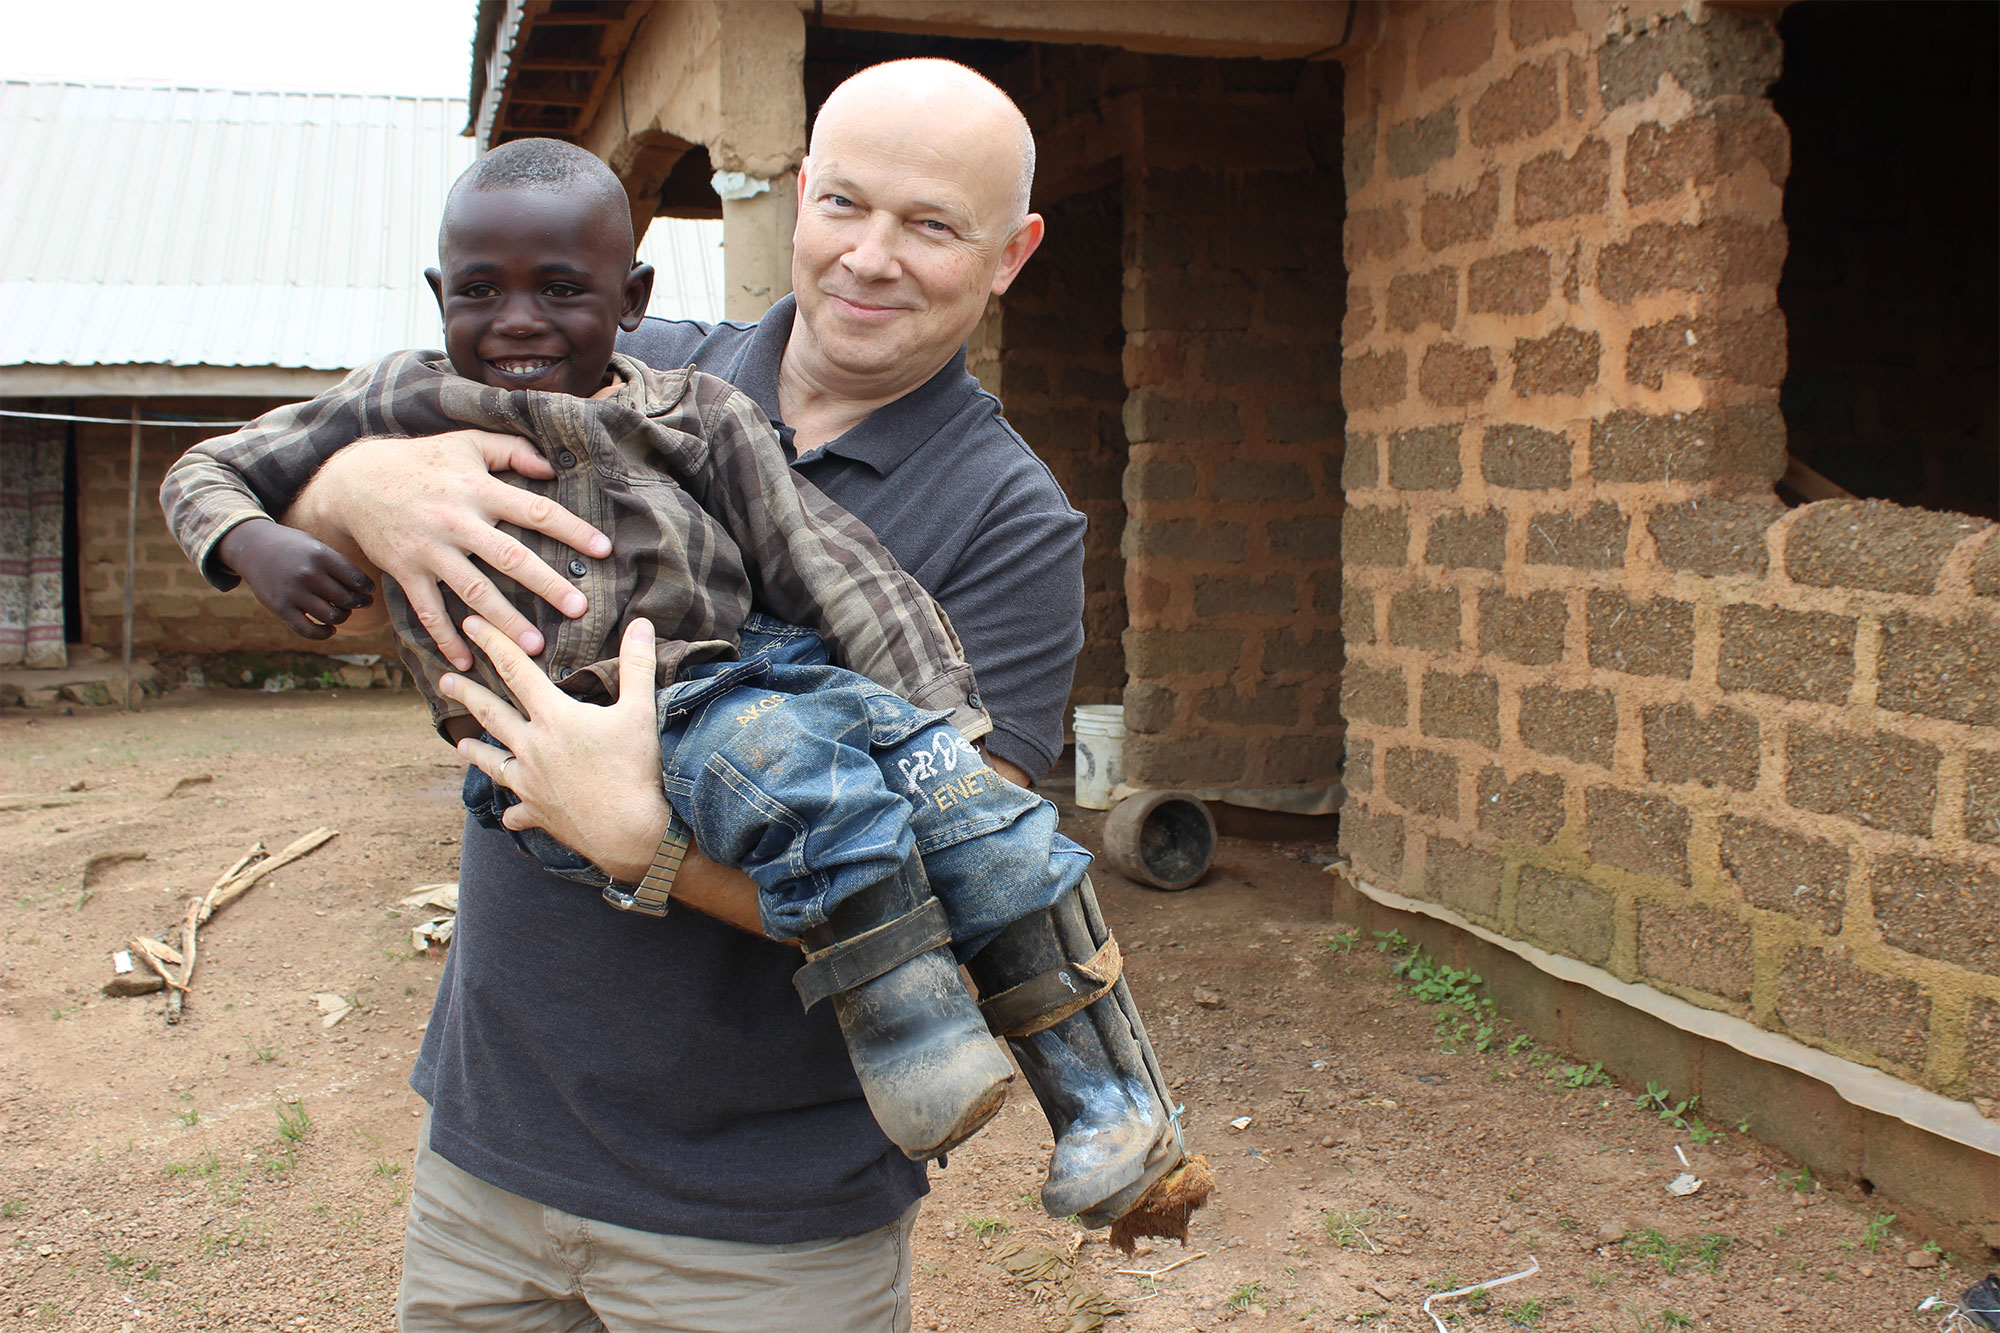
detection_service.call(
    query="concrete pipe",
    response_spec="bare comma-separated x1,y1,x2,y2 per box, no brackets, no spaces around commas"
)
1101,790,1217,892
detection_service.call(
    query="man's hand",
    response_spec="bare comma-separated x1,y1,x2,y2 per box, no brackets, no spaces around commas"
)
442,615,677,880
216,517,374,640
285,430,612,672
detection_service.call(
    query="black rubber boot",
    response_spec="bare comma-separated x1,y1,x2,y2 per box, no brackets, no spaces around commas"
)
795,857,1013,1162
967,877,1183,1227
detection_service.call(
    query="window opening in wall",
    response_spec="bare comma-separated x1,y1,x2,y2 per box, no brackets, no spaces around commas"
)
1771,0,1999,520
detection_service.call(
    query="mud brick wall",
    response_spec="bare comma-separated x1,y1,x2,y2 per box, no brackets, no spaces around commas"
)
1116,57,1347,793
993,48,1349,794
1771,1,1999,519
74,398,393,658
1336,2,2000,1102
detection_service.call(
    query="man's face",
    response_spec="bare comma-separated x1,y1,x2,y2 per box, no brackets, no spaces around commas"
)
790,112,1041,390
427,187,651,398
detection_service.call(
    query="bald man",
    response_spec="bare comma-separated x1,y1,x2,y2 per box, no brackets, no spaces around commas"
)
219,60,1093,1330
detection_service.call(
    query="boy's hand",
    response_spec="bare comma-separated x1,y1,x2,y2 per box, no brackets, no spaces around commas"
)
217,518,374,640
286,430,612,672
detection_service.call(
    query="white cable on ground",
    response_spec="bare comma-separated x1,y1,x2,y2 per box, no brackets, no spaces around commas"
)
1419,1256,1541,1332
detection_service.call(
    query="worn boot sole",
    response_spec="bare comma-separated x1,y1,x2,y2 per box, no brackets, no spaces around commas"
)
1033,886,1193,1227
832,947,1015,1161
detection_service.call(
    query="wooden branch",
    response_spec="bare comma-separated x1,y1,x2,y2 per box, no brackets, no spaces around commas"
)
129,937,186,991
162,828,337,1025
200,827,336,923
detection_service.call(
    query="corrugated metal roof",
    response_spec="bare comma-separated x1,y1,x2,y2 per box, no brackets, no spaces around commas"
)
0,81,723,374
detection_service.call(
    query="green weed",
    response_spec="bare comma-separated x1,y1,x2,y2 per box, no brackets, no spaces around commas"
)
1558,1062,1609,1088
1322,1207,1382,1252
275,1098,311,1147
1861,1213,1895,1252
1778,1164,1813,1193
1227,1280,1266,1311
963,1216,1010,1238
1636,1082,1699,1130
173,1107,200,1127
1625,1228,1689,1275
1323,928,1360,955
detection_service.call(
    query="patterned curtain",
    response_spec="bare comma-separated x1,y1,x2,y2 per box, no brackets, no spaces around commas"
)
0,409,69,669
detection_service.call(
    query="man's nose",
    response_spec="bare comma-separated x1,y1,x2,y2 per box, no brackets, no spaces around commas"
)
841,213,902,282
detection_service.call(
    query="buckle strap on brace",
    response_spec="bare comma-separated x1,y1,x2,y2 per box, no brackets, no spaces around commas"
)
792,897,952,1012
979,936,1124,1039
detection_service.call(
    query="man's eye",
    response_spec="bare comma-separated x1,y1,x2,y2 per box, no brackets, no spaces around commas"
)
922,220,952,234
545,283,584,298
461,283,497,299
827,194,855,208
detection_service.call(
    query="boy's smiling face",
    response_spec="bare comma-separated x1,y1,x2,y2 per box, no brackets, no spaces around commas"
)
426,186,652,397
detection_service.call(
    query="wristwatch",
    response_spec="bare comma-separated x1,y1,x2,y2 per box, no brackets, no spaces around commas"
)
600,819,690,917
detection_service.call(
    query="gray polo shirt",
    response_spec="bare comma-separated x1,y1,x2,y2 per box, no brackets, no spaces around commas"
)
621,295,1086,780
413,298,1086,1244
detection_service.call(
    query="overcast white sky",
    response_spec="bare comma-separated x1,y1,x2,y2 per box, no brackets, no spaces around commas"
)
3,0,476,98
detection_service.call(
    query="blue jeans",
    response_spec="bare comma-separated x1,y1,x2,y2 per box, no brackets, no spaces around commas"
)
464,615,1090,956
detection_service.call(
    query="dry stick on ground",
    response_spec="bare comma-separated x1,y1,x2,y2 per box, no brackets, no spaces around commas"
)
164,828,338,1025
128,937,186,991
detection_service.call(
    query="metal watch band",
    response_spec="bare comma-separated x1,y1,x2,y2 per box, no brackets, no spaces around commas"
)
599,822,690,917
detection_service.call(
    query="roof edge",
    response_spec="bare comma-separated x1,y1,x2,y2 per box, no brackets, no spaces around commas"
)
0,365,345,399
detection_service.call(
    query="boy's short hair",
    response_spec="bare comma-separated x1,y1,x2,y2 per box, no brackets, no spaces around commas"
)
446,137,634,252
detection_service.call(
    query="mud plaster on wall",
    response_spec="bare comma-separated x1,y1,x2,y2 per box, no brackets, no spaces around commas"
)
1338,866,2000,1159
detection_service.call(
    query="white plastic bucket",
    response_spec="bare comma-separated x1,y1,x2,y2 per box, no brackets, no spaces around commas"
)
1072,704,1127,810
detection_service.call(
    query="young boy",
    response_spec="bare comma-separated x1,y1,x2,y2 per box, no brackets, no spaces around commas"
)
162,139,1196,1233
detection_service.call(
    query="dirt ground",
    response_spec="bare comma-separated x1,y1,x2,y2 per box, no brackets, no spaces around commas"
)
0,688,1988,1331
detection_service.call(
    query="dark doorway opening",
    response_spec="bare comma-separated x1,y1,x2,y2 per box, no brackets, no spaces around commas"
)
1772,0,1999,519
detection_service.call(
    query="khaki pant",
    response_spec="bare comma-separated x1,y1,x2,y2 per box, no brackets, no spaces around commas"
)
399,1113,916,1332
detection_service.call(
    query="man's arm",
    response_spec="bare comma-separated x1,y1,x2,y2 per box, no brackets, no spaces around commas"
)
676,378,990,740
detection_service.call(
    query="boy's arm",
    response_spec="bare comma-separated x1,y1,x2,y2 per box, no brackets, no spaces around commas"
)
159,360,399,592
679,378,991,740
213,518,381,640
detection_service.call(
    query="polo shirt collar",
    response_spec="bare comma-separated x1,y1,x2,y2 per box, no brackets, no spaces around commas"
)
733,294,974,476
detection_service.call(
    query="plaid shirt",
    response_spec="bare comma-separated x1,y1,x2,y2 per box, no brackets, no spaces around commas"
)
160,351,991,742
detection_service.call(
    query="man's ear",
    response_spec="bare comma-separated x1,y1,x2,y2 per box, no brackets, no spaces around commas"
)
988,214,1045,297
425,267,446,315
621,263,655,330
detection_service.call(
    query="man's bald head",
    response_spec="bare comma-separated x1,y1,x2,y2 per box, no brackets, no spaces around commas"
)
812,58,1035,226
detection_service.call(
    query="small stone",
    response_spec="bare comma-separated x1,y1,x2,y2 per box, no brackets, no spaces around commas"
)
1499,1214,1523,1234
1859,1265,1874,1278
1597,1220,1628,1245
1905,1248,1939,1269
103,973,166,997
1320,1134,1338,1148
36,1244,54,1256
1194,986,1226,1009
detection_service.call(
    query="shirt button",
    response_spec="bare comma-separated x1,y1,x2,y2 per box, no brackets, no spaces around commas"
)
568,557,588,577
967,693,982,708
557,449,577,468
557,666,573,681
